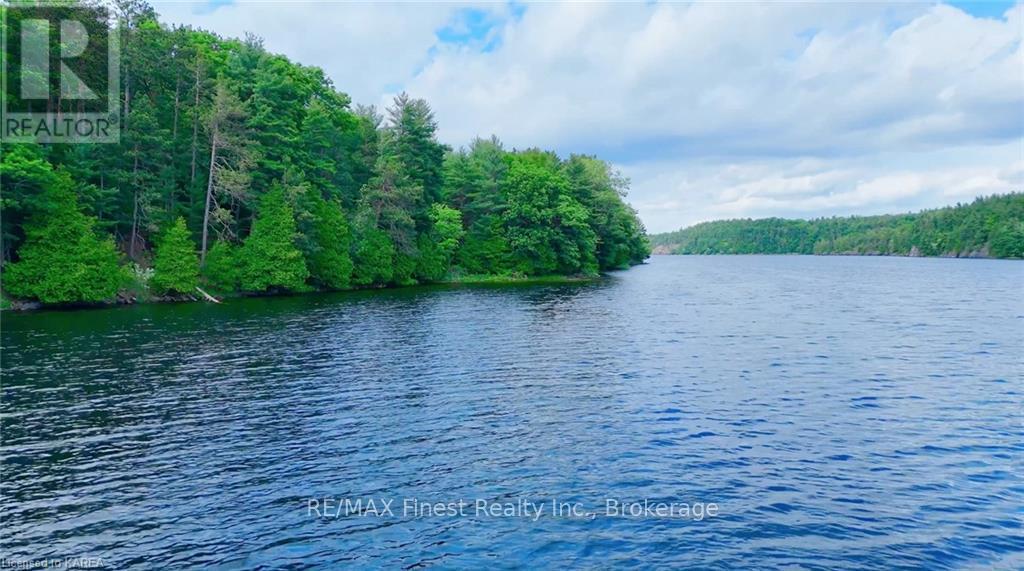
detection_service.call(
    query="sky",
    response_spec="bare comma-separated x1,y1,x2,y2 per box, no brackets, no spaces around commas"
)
152,1,1023,233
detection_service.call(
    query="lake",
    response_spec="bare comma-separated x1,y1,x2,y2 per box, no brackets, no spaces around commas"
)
2,256,1021,569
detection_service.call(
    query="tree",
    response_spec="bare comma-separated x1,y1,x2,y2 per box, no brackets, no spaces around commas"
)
202,240,239,292
0,5,659,305
460,136,509,230
386,93,446,210
151,217,199,295
413,205,463,282
306,193,354,290
351,210,395,286
238,186,308,292
446,137,512,275
359,151,421,256
201,80,257,262
457,219,513,275
648,194,1023,259
123,95,169,260
298,96,361,204
563,155,648,270
245,53,314,188
431,204,465,274
501,151,566,275
990,220,1024,258
553,195,598,275
4,183,125,304
1,144,60,263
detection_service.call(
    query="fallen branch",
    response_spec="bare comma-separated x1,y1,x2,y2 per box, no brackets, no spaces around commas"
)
195,286,222,304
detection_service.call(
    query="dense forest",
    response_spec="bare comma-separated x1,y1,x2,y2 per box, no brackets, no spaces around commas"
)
0,1,649,306
650,194,1024,258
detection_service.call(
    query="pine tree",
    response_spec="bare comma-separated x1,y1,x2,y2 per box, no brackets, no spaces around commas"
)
202,240,239,292
386,93,446,208
0,143,60,262
307,194,354,290
238,186,308,292
201,81,257,262
151,217,199,295
4,182,125,304
0,10,660,297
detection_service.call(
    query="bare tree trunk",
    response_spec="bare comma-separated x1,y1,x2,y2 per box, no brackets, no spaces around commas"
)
200,135,218,264
169,76,181,215
123,42,131,132
129,153,140,259
124,71,130,130
195,286,221,303
97,173,105,220
130,190,139,259
172,75,180,139
190,61,200,185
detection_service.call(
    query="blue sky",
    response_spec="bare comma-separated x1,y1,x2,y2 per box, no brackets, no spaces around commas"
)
947,0,1017,18
156,1,1023,232
435,5,525,52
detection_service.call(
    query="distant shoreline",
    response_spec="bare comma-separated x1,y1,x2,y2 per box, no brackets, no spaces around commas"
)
649,251,1016,260
648,193,1023,260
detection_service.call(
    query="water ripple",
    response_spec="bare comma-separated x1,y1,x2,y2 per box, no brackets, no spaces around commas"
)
2,256,1022,568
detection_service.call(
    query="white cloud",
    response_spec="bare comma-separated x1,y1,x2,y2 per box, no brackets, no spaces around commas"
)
154,1,1024,233
626,141,1024,232
152,1,505,103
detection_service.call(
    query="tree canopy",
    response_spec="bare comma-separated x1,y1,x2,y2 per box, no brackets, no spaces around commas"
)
0,0,649,305
151,217,199,295
3,182,126,304
649,194,1024,259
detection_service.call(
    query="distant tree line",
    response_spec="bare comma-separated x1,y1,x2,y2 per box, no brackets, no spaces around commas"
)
649,194,1024,259
0,1,649,305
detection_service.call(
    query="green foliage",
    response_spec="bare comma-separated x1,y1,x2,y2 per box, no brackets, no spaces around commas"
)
0,2,650,305
501,151,613,276
386,92,447,209
202,241,239,292
392,251,418,286
562,155,649,270
650,194,1024,259
989,220,1024,259
151,218,200,295
4,183,125,304
501,151,565,275
306,194,354,290
553,194,599,275
351,214,395,287
360,151,421,255
238,186,309,292
429,204,465,258
414,237,446,282
415,204,465,281
1,144,60,261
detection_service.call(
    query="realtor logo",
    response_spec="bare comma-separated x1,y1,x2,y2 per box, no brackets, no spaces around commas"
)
2,3,119,143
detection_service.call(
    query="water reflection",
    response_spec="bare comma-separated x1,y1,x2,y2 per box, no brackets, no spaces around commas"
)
2,257,1021,568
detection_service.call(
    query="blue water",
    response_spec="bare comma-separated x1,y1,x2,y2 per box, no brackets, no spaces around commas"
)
2,256,1022,568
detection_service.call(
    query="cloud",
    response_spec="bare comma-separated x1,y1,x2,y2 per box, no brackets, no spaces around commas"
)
154,1,1024,233
152,1,508,103
409,3,1021,152
625,141,1024,232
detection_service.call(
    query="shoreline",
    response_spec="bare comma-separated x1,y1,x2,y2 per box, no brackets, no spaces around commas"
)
1,273,605,313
